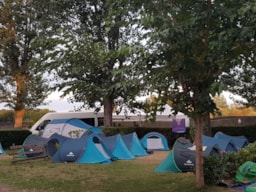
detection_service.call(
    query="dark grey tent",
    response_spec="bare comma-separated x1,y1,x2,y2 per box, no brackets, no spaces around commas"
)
21,134,50,157
155,137,220,173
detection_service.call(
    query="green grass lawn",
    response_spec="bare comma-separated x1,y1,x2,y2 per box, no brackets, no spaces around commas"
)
0,152,237,192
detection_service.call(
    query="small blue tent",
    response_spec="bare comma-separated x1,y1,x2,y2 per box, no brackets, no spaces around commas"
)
49,133,114,164
41,118,102,138
140,132,169,151
214,132,248,149
101,134,135,160
0,142,6,156
122,132,148,156
202,135,237,153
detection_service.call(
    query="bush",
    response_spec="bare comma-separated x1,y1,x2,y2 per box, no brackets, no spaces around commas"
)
0,129,31,149
204,142,256,185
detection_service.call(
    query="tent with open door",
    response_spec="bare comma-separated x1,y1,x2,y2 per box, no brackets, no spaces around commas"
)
140,132,169,151
101,134,135,160
41,118,103,138
155,137,220,173
49,133,114,164
122,132,148,156
46,133,70,157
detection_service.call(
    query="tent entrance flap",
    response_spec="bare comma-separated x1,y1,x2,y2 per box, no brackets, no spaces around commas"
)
147,138,164,150
95,144,111,160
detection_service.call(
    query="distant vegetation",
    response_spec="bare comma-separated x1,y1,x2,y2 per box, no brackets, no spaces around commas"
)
213,94,256,117
0,109,53,128
0,93,256,129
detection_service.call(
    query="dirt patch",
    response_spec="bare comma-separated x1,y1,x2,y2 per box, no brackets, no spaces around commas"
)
135,150,170,165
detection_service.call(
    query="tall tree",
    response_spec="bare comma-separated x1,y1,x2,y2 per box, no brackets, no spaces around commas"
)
221,2,256,108
37,0,144,127
140,0,253,188
0,0,50,128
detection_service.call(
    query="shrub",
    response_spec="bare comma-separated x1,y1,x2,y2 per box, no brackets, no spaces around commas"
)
204,142,256,185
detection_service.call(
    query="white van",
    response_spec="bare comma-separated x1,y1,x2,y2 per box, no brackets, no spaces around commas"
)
29,111,104,135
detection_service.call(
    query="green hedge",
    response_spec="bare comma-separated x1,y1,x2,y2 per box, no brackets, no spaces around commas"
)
0,129,31,149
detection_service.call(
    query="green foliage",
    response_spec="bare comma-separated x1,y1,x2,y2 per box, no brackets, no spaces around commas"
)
0,0,51,125
0,110,14,122
0,129,31,148
68,129,90,138
204,142,256,185
102,127,136,136
0,109,51,128
37,0,144,110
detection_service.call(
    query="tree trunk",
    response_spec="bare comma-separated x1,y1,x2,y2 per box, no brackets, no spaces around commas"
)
14,109,25,128
14,75,26,128
202,112,211,136
103,96,113,127
194,115,204,189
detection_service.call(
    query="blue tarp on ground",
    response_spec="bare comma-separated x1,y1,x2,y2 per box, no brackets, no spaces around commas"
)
101,134,135,160
214,132,248,149
122,132,148,156
140,132,169,151
49,133,114,164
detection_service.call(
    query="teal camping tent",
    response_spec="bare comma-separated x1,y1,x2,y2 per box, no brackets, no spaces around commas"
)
140,132,169,151
101,134,135,160
155,137,220,173
122,132,148,156
48,133,114,164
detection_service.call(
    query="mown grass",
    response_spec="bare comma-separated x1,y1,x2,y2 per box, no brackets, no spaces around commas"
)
0,154,236,192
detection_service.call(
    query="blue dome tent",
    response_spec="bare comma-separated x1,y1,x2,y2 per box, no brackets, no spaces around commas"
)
140,132,169,151
49,133,115,164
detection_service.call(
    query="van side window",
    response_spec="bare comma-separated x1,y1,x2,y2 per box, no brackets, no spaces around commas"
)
36,120,50,131
81,118,95,126
98,117,104,126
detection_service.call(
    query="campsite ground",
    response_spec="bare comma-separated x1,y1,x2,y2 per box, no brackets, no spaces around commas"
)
0,151,238,192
